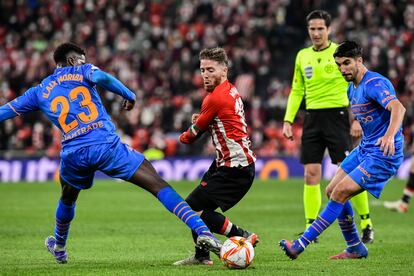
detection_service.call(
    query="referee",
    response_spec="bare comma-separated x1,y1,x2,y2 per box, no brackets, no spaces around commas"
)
282,10,374,244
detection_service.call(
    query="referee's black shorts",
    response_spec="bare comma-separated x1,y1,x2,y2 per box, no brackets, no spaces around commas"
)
300,107,351,165
186,161,255,212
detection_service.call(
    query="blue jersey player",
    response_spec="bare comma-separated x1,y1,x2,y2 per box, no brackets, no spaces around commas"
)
279,41,406,260
0,43,221,264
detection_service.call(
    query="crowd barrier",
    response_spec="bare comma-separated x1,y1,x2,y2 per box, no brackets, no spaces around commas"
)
0,156,411,183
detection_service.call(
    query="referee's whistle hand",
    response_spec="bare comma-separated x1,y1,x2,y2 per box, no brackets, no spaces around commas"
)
283,122,294,141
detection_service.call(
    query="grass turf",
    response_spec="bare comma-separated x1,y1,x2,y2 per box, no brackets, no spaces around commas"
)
0,178,413,275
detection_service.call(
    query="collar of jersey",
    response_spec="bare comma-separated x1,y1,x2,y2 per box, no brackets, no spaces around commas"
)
312,41,332,52
353,70,370,89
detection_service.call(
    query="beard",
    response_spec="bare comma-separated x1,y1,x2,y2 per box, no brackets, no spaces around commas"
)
343,67,358,82
204,78,221,92
343,74,354,82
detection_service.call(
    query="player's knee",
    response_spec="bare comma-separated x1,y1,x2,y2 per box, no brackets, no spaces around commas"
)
304,172,320,185
330,186,349,203
60,182,80,205
304,166,321,184
325,186,332,199
60,197,76,206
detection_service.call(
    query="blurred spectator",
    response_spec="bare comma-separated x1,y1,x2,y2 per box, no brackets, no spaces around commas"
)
0,0,412,158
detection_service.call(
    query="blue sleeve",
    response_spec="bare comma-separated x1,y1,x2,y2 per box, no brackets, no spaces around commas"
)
366,78,397,109
90,70,136,101
0,87,39,122
346,84,352,100
83,64,136,101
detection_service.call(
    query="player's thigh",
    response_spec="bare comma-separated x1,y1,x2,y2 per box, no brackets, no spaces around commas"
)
186,186,219,211
203,164,255,212
301,112,325,164
185,161,221,211
129,159,170,195
98,140,145,182
323,109,351,164
346,153,403,199
60,148,95,190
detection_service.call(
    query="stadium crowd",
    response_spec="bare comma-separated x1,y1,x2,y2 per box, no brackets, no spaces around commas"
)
0,0,413,158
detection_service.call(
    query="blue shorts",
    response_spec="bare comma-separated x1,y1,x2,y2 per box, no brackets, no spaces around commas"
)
340,145,403,198
60,138,145,190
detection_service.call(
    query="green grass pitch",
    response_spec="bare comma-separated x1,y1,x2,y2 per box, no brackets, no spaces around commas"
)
0,179,413,275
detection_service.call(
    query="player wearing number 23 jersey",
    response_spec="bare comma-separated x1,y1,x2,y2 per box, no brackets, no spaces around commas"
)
5,63,133,150
0,62,143,189
0,43,223,264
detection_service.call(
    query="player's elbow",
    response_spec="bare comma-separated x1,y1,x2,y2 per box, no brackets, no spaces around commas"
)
395,101,406,117
388,100,406,116
400,103,406,116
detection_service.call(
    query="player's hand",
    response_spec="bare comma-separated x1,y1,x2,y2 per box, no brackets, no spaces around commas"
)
350,120,362,138
121,99,135,111
179,132,191,144
282,122,294,140
375,135,395,156
191,113,200,124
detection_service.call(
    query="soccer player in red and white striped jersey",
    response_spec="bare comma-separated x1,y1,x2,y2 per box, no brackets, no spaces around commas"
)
174,47,258,266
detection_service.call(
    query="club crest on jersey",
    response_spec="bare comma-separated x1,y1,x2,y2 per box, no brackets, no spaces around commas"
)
304,66,313,79
324,64,335,74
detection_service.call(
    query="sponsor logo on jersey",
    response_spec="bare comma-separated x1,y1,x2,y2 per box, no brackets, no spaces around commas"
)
357,165,371,178
62,120,104,142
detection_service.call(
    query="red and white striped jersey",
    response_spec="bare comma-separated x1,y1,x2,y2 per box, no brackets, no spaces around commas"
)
195,80,256,167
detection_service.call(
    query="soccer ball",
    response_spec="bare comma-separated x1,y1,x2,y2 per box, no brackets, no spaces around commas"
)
220,236,254,269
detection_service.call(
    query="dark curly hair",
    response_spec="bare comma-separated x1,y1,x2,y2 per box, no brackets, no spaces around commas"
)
53,42,85,64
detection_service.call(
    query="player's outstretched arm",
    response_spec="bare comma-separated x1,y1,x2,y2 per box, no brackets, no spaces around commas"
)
0,87,39,122
179,123,204,144
90,70,136,102
179,96,219,144
0,103,19,122
376,100,406,156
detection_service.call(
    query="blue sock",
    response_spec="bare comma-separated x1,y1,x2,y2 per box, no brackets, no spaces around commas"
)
338,201,361,247
54,200,75,248
299,200,344,247
157,187,210,235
